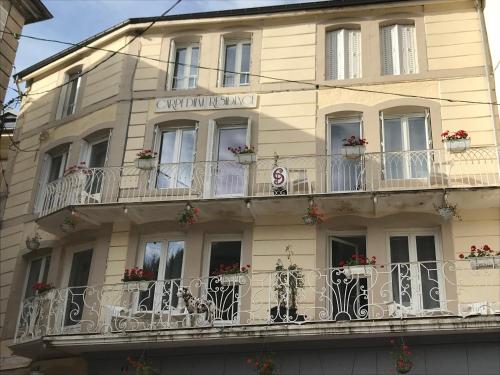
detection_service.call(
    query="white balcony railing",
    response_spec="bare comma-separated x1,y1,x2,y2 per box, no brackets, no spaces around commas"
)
36,147,500,217
15,259,500,343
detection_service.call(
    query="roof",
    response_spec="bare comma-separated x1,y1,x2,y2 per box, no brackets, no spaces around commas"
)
15,0,409,79
13,0,53,25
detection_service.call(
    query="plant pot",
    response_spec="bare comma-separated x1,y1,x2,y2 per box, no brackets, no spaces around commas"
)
35,289,54,298
444,139,470,153
220,274,247,285
468,256,500,270
396,361,413,374
343,265,374,278
26,239,41,251
302,215,317,225
438,207,455,220
135,158,156,170
124,281,151,291
236,153,256,165
270,306,305,323
341,145,366,159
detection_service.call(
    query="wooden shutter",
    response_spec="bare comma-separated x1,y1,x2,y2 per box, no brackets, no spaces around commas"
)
400,25,417,74
326,30,339,80
348,29,361,79
381,25,395,75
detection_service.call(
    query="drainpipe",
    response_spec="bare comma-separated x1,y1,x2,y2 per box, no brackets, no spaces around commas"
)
474,0,500,177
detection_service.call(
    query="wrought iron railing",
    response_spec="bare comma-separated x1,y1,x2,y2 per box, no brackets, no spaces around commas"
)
14,259,500,343
35,147,500,217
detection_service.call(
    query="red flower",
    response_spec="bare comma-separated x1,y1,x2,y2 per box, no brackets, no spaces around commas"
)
459,253,465,259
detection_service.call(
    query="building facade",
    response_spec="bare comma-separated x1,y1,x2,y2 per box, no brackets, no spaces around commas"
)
1,0,499,374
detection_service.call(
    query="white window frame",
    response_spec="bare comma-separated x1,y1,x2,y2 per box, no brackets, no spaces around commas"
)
385,229,446,314
138,236,186,313
171,43,199,90
57,70,82,119
220,39,251,87
21,254,52,300
381,24,417,76
326,28,362,80
153,126,197,189
380,111,431,180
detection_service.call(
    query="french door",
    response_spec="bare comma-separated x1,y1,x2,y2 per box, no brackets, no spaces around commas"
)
64,249,93,326
328,118,364,191
330,235,368,320
138,240,185,312
389,232,443,313
207,240,242,322
382,113,431,180
156,128,196,189
213,125,248,197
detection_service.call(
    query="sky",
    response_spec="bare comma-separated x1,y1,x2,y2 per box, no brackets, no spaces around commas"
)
5,0,320,107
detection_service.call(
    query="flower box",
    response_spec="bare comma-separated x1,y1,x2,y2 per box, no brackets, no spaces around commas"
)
135,158,156,170
468,256,500,270
124,280,151,292
341,145,366,159
343,265,374,278
444,138,470,153
236,153,256,165
220,274,247,286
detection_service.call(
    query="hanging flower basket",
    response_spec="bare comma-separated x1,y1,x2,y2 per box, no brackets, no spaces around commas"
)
26,234,41,250
302,203,324,225
396,361,413,374
390,339,413,374
60,217,76,232
437,207,455,220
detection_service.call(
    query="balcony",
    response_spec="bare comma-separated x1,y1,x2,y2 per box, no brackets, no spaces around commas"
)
14,259,500,347
36,147,500,218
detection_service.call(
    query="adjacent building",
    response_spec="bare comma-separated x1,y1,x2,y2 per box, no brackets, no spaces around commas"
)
1,0,499,374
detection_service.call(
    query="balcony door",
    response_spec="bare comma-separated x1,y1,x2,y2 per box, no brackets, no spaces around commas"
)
37,145,70,213
80,136,109,202
330,235,368,320
206,240,242,323
138,240,185,313
156,127,196,189
328,117,364,191
389,232,443,315
212,121,249,197
381,113,431,180
64,248,93,326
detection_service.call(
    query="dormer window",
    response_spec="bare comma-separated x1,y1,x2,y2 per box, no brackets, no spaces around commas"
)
172,43,199,90
221,39,251,87
57,68,81,119
381,23,417,75
326,28,361,80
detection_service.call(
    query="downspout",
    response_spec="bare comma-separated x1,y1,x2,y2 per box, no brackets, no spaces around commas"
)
474,0,500,176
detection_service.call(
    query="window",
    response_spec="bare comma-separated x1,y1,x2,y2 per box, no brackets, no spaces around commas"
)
80,133,110,202
381,111,431,179
139,240,185,311
326,28,361,80
64,248,93,326
156,127,196,189
172,43,199,90
58,69,82,118
381,24,417,75
23,255,51,299
222,40,251,87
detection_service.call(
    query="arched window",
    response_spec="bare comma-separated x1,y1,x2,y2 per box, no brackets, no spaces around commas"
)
326,26,361,80
380,22,417,75
57,66,82,118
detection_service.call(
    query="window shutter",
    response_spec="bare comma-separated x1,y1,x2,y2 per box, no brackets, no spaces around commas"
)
349,30,361,79
35,154,51,213
326,30,339,80
337,30,345,80
381,26,395,75
56,82,68,120
400,25,417,74
167,39,176,90
79,139,90,164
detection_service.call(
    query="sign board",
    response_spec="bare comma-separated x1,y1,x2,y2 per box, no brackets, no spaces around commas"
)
271,166,288,188
155,94,257,112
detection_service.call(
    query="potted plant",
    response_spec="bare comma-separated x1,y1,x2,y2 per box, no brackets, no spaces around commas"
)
302,203,324,225
32,282,54,296
212,263,250,285
228,145,257,165
340,136,368,159
270,246,305,323
178,204,199,225
459,245,500,270
60,217,76,232
390,339,413,374
135,150,157,170
245,352,276,375
122,268,155,291
26,233,42,251
339,254,376,278
64,161,91,176
441,130,470,152
126,356,158,375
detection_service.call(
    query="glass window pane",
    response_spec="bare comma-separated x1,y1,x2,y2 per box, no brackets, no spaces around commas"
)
223,44,236,87
384,118,404,179
416,235,440,309
217,127,246,161
209,241,241,274
89,141,108,168
48,155,63,182
189,47,199,83
25,259,43,298
173,48,186,89
177,130,195,188
164,241,184,280
157,131,177,188
240,43,251,84
42,256,51,284
390,236,411,307
65,74,80,116
143,242,161,279
215,127,246,196
408,116,429,178
65,249,93,326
